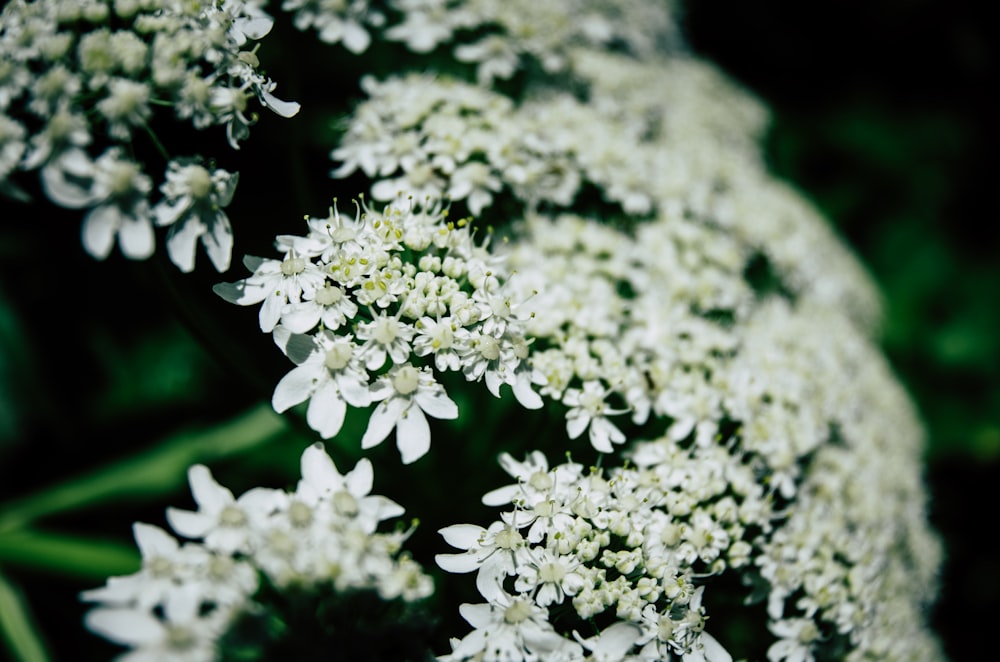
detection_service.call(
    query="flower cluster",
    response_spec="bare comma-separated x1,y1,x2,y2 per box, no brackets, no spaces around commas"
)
81,442,432,659
438,303,944,661
437,448,740,661
0,0,298,270
283,0,679,82
215,196,542,463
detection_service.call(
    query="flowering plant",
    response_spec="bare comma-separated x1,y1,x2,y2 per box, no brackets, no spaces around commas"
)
0,1,944,661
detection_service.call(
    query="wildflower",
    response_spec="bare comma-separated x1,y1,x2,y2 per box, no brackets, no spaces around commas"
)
154,161,240,272
361,364,458,464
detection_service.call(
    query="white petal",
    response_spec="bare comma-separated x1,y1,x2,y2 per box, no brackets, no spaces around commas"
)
238,17,273,40
342,22,371,54
132,523,178,558
439,524,485,549
187,464,233,511
415,389,458,420
153,197,188,227
360,398,405,450
345,458,374,497
271,363,320,413
457,603,492,628
81,205,118,259
513,372,544,409
300,442,341,493
481,484,520,507
118,211,155,260
203,210,233,272
280,302,322,334
699,632,733,662
165,508,215,539
306,381,347,438
212,279,269,306
435,552,481,574
566,413,590,440
396,405,430,464
85,608,162,646
41,149,95,208
165,215,204,273
259,87,301,118
259,292,284,332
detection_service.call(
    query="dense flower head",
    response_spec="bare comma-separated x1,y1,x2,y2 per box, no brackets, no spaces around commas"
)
215,195,542,462
81,442,432,659
0,0,298,269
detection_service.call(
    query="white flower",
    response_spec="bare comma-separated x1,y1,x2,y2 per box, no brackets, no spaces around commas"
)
295,442,404,533
514,548,586,607
767,618,820,662
361,364,458,464
153,161,239,272
437,519,532,603
166,464,285,554
271,331,372,439
80,149,156,261
441,593,584,662
80,523,200,610
280,282,359,333
84,585,223,662
563,380,628,453
213,252,326,332
355,308,417,370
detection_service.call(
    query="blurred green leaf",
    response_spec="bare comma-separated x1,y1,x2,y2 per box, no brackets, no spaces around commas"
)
0,531,139,579
0,403,287,533
0,568,50,662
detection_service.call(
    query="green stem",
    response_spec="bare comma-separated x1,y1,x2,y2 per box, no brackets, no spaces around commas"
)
0,403,286,534
0,568,50,662
0,531,139,579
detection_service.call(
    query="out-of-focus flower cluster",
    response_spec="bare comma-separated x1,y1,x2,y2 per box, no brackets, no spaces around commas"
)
0,0,298,270
81,442,431,660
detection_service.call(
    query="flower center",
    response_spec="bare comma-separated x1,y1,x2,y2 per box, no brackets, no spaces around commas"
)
315,284,343,307
280,256,306,275
186,165,213,199
503,599,533,624
324,342,353,371
392,366,420,395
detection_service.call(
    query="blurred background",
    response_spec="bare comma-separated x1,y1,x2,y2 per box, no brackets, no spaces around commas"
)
0,0,996,659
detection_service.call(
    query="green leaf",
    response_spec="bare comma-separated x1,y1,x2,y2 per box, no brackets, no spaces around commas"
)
0,531,139,579
0,568,51,662
0,403,287,533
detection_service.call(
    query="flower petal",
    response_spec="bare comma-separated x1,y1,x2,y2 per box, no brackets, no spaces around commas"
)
396,405,430,464
81,205,118,259
361,398,405,450
272,363,320,413
306,381,347,438
85,608,162,646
